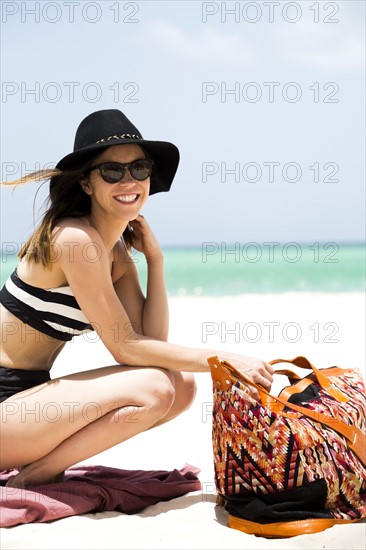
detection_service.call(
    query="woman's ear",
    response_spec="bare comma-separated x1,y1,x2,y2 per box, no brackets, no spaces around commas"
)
80,176,93,196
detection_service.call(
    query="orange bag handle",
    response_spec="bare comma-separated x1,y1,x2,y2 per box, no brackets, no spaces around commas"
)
269,356,349,402
273,369,302,383
208,356,366,467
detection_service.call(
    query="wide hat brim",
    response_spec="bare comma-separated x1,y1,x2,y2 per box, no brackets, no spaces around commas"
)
54,109,179,195
56,138,179,196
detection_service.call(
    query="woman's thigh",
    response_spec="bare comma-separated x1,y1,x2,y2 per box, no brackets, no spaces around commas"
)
0,365,175,465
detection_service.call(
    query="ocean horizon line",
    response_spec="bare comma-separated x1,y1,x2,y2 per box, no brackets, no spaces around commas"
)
1,240,365,253
1,242,364,295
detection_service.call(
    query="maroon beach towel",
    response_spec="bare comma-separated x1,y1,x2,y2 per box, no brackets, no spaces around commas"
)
0,464,201,527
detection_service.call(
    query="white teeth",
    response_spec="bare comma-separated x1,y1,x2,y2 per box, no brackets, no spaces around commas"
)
115,194,138,203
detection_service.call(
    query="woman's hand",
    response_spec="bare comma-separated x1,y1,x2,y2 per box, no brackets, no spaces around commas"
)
128,215,162,260
220,352,275,400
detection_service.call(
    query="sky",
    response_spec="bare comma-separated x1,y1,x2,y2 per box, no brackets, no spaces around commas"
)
1,0,365,250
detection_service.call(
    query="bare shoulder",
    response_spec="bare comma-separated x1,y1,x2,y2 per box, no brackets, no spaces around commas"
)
52,217,102,246
49,218,111,287
52,217,108,264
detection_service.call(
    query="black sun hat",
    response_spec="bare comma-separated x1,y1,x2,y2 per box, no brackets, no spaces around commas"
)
55,109,180,195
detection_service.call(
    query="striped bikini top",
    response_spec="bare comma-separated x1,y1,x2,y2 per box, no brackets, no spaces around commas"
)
0,269,94,341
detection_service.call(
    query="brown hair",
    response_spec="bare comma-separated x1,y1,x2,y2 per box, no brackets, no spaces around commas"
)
1,155,134,268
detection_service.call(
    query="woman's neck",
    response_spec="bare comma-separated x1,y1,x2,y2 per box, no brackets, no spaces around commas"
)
87,212,128,253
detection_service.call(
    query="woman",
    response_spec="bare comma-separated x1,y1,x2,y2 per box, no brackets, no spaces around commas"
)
0,109,274,487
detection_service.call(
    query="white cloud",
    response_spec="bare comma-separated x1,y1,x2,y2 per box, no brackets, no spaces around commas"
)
142,17,364,73
286,35,364,70
143,20,256,68
273,12,365,71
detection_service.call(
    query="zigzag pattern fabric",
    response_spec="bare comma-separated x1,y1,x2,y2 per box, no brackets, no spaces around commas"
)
212,365,366,521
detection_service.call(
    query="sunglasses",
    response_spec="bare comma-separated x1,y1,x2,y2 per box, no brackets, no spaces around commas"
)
88,159,154,184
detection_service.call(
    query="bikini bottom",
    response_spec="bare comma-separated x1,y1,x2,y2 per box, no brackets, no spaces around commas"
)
0,367,51,403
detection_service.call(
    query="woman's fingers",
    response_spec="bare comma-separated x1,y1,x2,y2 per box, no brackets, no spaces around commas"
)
248,387,261,401
245,368,272,397
234,357,275,393
261,362,275,383
257,373,271,391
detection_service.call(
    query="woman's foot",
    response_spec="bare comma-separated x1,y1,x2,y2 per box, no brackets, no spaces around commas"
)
5,464,65,488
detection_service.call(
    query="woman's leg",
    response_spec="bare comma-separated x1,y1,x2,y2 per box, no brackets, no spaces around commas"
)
0,366,196,487
151,371,196,427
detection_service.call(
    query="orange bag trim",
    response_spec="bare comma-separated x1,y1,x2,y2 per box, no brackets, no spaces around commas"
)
228,513,358,538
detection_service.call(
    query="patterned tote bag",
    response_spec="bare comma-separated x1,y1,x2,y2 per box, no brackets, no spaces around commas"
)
208,355,366,538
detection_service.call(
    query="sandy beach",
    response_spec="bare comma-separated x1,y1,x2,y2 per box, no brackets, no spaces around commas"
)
2,291,365,549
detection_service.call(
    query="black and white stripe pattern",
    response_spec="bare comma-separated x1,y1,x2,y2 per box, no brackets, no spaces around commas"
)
0,270,94,341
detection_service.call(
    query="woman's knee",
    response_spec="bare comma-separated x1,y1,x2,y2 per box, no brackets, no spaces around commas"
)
139,368,176,417
174,372,197,413
182,372,197,410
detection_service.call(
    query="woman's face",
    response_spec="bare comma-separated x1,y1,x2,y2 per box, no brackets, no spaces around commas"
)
82,143,150,221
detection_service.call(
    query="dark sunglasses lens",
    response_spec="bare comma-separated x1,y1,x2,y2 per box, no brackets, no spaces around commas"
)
98,160,153,183
130,160,153,181
100,164,125,183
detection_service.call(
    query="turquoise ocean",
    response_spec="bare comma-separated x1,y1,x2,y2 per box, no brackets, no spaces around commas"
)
1,243,364,296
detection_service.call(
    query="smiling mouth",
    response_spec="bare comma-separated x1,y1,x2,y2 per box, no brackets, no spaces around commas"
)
114,194,139,204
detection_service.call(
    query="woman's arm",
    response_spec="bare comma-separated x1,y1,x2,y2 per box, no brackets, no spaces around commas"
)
55,222,274,392
112,216,169,341
142,253,169,340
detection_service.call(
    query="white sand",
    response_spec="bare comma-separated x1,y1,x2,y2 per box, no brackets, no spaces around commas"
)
2,292,365,549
